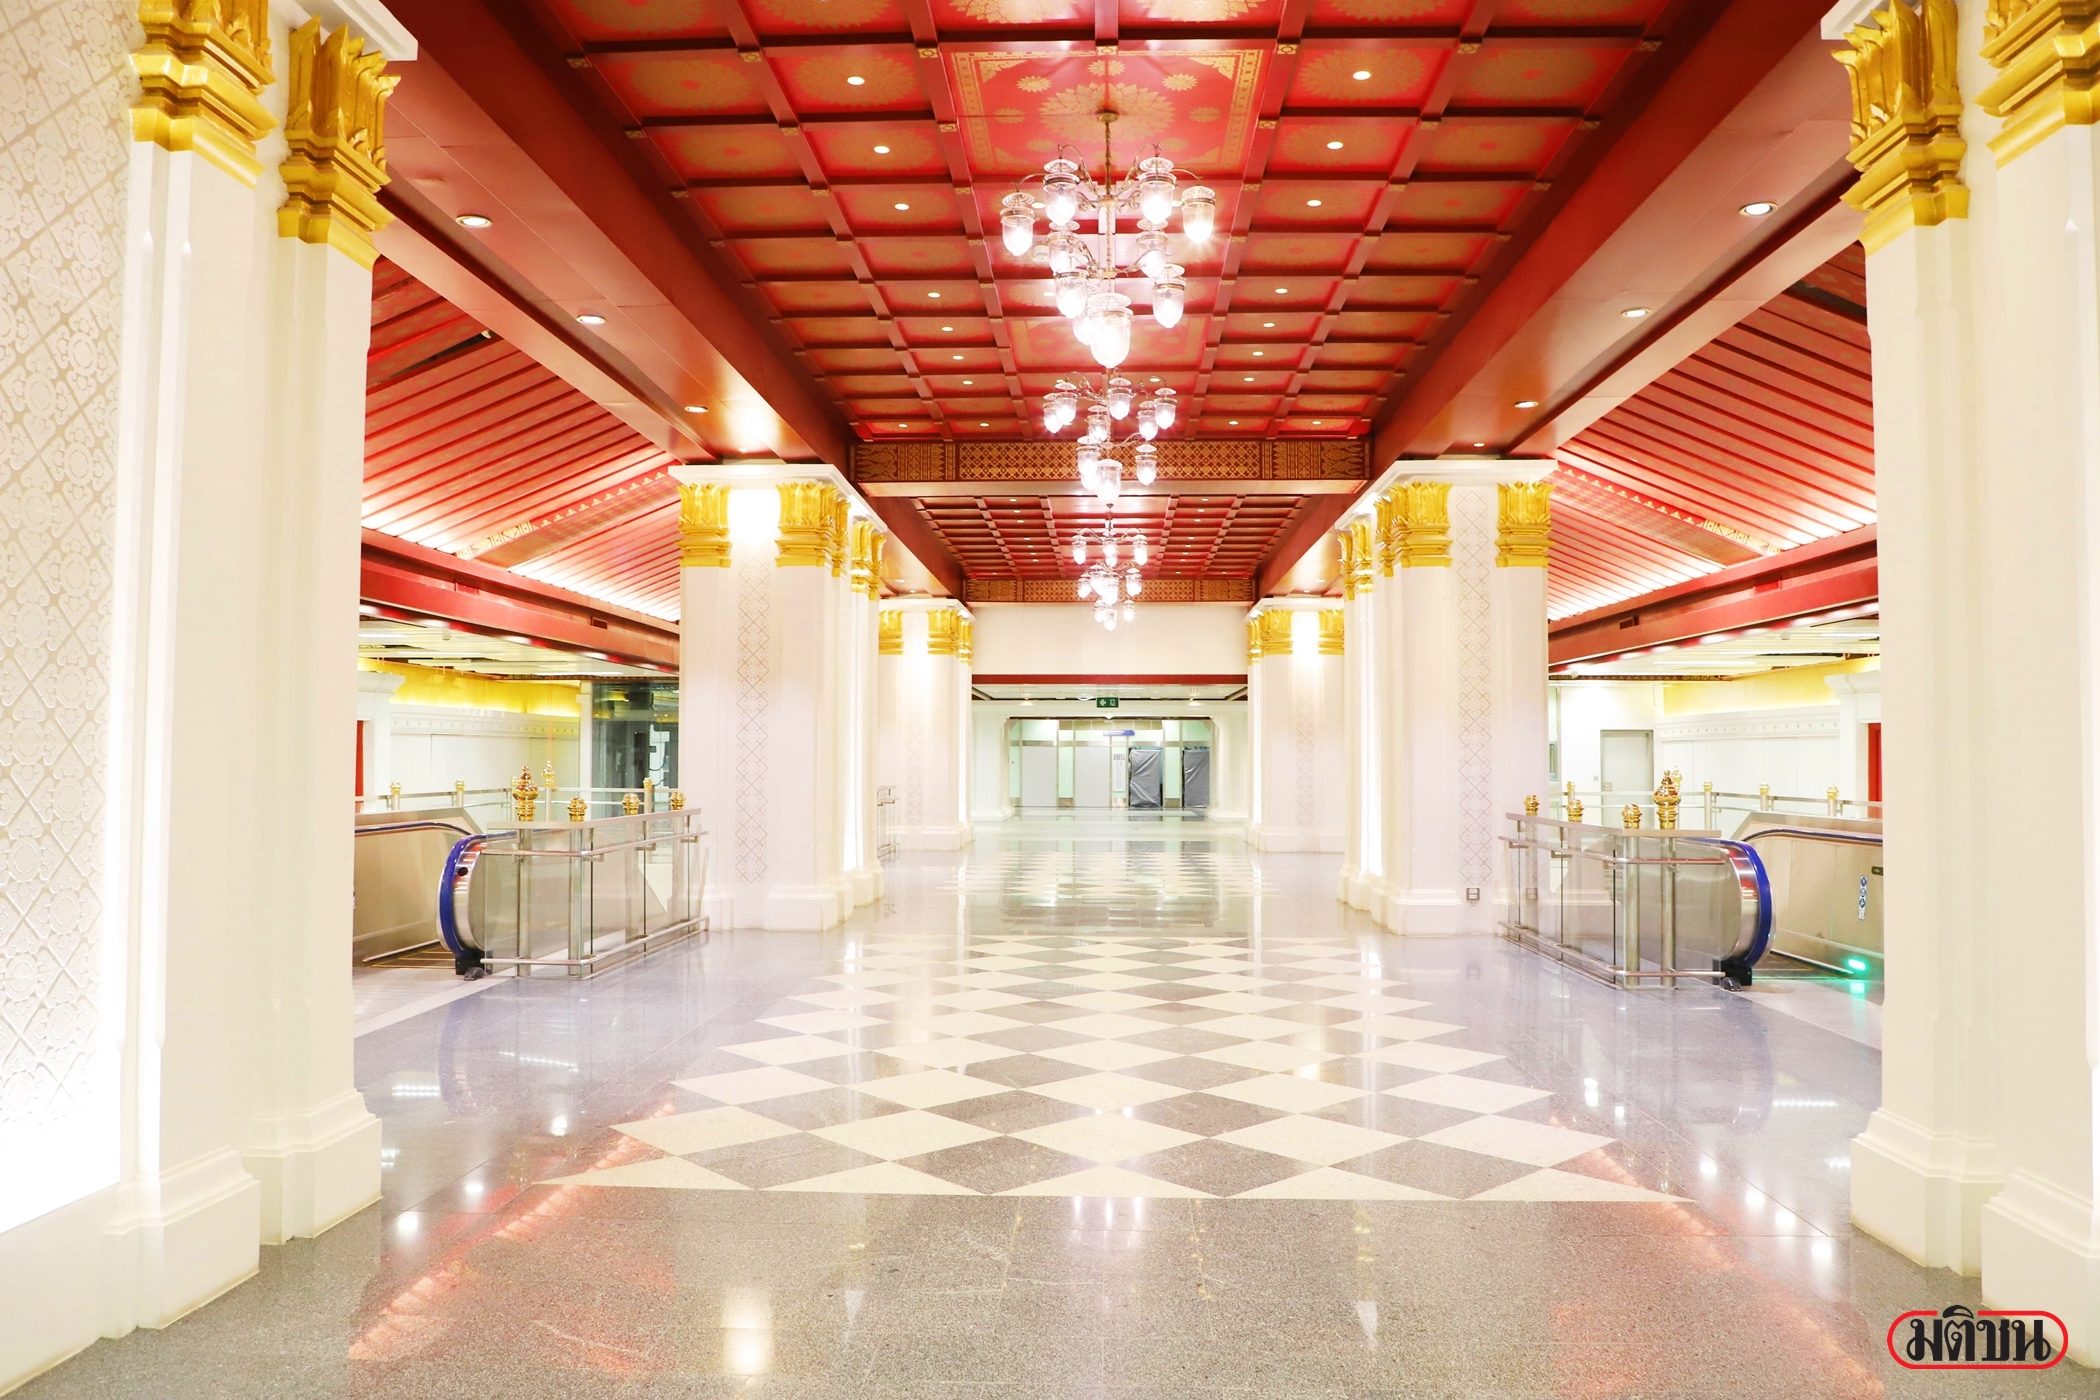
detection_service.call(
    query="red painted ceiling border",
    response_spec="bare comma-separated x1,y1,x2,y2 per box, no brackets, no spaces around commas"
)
1548,526,1876,667
362,530,680,669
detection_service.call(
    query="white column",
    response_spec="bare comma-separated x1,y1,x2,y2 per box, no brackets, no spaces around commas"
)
844,525,885,903
1337,527,1366,899
1349,522,1384,910
1245,603,1343,853
1383,483,1460,932
675,472,863,930
875,600,972,849
1488,482,1552,918
1375,497,1407,922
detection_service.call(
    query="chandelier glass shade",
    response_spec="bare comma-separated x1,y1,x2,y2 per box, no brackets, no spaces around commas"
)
1046,373,1175,507
1072,524,1148,631
1001,112,1214,371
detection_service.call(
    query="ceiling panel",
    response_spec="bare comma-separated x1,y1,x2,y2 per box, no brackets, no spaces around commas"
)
1547,244,1873,621
531,0,1683,442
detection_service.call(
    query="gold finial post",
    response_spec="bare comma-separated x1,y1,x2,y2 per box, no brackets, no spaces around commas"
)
542,760,557,798
621,792,643,816
645,777,657,810
668,790,686,811
1621,804,1643,831
1568,797,1584,823
1702,779,1715,828
388,780,401,811
567,795,588,822
1523,794,1540,817
1827,785,1842,816
1654,781,1680,831
511,767,540,822
1758,782,1773,812
453,779,467,807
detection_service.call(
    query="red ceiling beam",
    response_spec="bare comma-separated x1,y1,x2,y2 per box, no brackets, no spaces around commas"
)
1547,526,1877,667
361,531,680,669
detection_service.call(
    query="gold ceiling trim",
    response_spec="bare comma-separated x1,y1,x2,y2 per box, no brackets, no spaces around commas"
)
1981,0,2100,164
964,577,1255,605
279,18,399,268
852,439,1368,483
132,0,276,184
1833,0,1968,252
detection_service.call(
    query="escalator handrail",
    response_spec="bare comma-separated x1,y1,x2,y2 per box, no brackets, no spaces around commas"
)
356,819,479,841
1677,836,1774,967
1738,826,1884,850
438,831,517,958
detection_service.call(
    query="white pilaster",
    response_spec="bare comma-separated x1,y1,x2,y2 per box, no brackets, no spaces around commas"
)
876,600,973,849
1246,602,1344,853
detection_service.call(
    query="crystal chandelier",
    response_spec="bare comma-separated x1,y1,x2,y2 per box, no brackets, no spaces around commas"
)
999,110,1214,370
1045,373,1176,506
1071,523,1147,630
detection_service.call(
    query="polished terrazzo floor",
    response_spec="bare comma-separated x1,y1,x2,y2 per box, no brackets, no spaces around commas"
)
20,817,2092,1397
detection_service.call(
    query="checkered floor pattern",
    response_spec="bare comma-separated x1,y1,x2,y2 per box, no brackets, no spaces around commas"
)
548,933,1677,1201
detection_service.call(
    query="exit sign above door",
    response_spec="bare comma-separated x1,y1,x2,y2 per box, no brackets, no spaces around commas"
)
1094,697,1119,709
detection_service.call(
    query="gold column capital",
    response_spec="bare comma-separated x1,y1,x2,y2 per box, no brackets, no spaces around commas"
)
777,481,839,567
1982,0,2100,163
1318,608,1344,656
957,615,974,666
1833,0,1968,252
1246,616,1263,663
826,493,850,577
1375,488,1401,576
1393,480,1453,568
1495,480,1553,567
1336,526,1358,600
677,483,730,567
926,606,962,656
878,608,903,655
848,519,881,595
1348,519,1375,596
278,18,399,268
1257,608,1294,657
132,0,276,185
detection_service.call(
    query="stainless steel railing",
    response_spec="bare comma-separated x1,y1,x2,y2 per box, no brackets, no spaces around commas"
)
438,807,709,978
1500,813,1772,989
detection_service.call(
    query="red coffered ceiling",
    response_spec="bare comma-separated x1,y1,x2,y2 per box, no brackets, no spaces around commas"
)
1545,244,1872,619
529,0,1691,442
912,492,1310,582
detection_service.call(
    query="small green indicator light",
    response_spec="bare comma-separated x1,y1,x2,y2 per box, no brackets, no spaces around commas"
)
1843,957,1869,975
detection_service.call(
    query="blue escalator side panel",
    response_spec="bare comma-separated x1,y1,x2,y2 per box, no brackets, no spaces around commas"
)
436,835,474,957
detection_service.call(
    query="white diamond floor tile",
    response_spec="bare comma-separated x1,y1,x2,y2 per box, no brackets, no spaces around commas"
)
759,1010,886,1035
812,1109,998,1160
1029,1072,1192,1110
1385,1074,1552,1114
674,1067,833,1104
1037,1040,1182,1071
851,1069,1011,1109
1419,1115,1615,1168
1214,1114,1405,1166
1013,1115,1200,1163
1206,1074,1366,1114
877,1037,1023,1069
614,1106,800,1156
1196,1041,1338,1073
724,1035,856,1066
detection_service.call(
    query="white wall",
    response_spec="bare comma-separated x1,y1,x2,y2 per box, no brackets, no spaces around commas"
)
970,700,1249,821
383,707,581,797
1552,682,1661,793
1654,706,1840,800
971,603,1246,676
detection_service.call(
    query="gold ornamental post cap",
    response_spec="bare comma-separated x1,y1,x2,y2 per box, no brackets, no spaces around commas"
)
1568,797,1584,821
669,790,687,811
1523,794,1539,816
1621,803,1642,830
567,795,588,822
621,792,643,816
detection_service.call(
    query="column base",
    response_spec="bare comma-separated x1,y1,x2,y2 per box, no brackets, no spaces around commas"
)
898,825,971,851
1336,864,1358,902
1982,1171,2100,1365
1380,889,1482,936
1247,825,1342,853
242,1090,381,1244
1341,871,1382,911
762,884,847,932
1850,1107,2001,1275
100,1148,262,1332
848,864,884,905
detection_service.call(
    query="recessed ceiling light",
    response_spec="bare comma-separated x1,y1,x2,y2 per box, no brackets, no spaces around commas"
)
1243,375,1255,381
1274,287,1289,295
1352,69,1372,81
927,291,941,298
961,378,974,385
951,353,965,361
847,74,866,86
1228,419,1240,425
1149,376,1161,383
1305,198,1323,208
894,201,911,211
1740,200,1778,216
980,421,990,427
1252,350,1264,357
1262,321,1276,328
575,312,606,326
941,324,954,331
1326,140,1344,150
1312,420,1322,426
1515,399,1539,409
873,144,891,154
1621,306,1650,319
684,404,708,414
455,212,493,229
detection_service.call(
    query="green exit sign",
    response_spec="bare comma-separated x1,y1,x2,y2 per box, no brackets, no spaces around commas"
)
1095,696,1119,709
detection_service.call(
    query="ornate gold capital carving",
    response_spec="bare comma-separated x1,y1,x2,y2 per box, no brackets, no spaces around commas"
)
847,518,877,595
1336,526,1358,599
1318,608,1344,657
776,482,839,567
677,483,730,567
878,609,903,656
132,0,276,184
1246,617,1262,663
1375,489,1401,577
1982,1,2100,163
1833,0,1968,252
1257,609,1294,657
826,494,851,576
957,616,973,666
1348,519,1374,597
1495,481,1553,568
278,18,399,269
1393,480,1453,568
926,607,962,656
